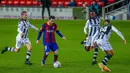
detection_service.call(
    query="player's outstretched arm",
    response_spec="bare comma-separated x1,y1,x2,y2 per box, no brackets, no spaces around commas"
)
91,30,99,47
56,30,66,40
84,20,89,35
112,26,126,44
36,26,44,44
28,21,39,31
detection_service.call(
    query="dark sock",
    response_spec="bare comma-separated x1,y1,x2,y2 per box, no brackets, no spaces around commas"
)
54,54,58,62
102,54,112,65
43,54,48,61
93,47,98,61
26,50,31,61
7,47,14,52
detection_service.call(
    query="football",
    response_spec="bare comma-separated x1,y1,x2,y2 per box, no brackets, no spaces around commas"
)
53,61,61,68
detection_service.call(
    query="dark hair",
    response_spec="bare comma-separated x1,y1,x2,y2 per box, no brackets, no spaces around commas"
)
21,11,27,15
49,16,55,20
105,19,110,23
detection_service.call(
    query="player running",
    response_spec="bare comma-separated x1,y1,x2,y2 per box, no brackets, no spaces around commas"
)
91,19,126,72
82,12,100,65
36,16,66,66
1,11,39,65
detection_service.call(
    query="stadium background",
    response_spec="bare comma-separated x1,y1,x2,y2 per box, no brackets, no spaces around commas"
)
0,0,130,73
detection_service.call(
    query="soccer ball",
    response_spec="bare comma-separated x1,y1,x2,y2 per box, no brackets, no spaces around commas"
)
53,61,61,68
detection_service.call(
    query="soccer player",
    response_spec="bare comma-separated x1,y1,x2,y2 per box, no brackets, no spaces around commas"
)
36,16,66,66
1,11,39,65
91,19,126,72
82,12,100,65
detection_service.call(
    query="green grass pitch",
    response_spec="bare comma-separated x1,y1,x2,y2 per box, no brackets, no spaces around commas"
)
0,19,130,73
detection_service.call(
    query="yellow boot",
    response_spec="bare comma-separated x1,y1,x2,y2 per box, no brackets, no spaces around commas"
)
103,65,111,72
98,63,104,72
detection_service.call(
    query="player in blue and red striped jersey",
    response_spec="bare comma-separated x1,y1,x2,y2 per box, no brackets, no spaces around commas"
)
36,16,66,66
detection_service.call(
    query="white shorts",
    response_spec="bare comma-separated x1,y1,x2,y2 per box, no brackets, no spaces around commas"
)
15,37,31,49
84,37,92,47
95,39,112,51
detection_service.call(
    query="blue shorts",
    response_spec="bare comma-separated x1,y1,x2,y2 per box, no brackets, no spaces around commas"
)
44,43,59,53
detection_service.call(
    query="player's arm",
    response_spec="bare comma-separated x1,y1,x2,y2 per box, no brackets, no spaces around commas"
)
28,21,39,31
55,25,66,40
36,25,44,44
112,26,126,44
84,20,89,35
17,21,25,37
91,30,99,47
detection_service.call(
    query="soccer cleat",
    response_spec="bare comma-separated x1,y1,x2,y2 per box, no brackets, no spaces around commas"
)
103,66,111,72
98,63,104,72
25,61,32,65
1,46,8,54
80,40,84,44
92,60,97,65
41,60,45,67
80,40,86,44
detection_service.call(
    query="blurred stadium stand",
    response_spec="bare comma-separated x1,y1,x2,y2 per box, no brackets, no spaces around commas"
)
0,0,116,7
0,0,129,20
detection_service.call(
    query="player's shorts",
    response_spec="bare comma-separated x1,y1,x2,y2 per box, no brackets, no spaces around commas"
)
95,39,112,51
44,43,59,53
15,37,31,49
84,37,92,47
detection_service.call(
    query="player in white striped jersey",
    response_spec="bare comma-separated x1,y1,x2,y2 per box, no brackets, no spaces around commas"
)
91,20,126,72
82,12,100,65
1,11,39,65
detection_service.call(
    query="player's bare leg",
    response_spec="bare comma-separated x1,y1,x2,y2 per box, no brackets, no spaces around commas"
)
41,52,50,66
25,43,32,65
1,46,20,54
54,50,58,62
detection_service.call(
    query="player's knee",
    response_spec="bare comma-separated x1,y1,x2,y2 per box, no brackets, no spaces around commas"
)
27,46,32,51
85,46,90,52
14,48,19,53
54,50,58,55
29,47,32,51
45,52,50,55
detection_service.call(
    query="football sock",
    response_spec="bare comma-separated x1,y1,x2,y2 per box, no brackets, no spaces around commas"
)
43,53,48,61
8,47,14,52
26,50,31,61
102,54,112,65
93,47,98,61
54,54,58,62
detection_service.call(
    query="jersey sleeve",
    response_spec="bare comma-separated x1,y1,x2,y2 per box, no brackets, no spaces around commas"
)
112,26,125,40
91,30,99,46
84,20,89,34
27,21,38,31
54,24,58,31
17,21,24,33
55,24,64,38
37,24,44,40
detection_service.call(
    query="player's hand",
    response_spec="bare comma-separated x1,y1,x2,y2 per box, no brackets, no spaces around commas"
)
123,40,126,44
36,28,39,31
21,32,24,36
93,42,97,47
21,32,24,38
36,40,40,44
62,37,66,40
